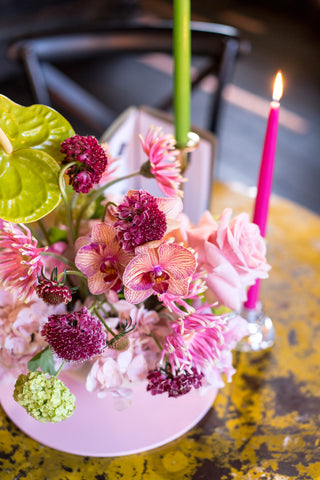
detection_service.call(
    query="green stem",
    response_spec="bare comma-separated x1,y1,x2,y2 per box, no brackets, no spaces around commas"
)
37,219,51,245
55,361,66,377
105,301,118,316
93,308,117,337
57,269,86,282
40,251,73,267
28,224,44,246
150,332,163,352
59,163,77,243
74,170,141,236
102,201,117,223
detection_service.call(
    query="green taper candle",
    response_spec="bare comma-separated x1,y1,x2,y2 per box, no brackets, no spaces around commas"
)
173,0,191,148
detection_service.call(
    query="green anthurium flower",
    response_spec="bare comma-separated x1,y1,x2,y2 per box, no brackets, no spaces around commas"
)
0,95,75,223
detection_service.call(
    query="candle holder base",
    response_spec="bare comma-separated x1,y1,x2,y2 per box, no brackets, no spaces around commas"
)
236,303,275,352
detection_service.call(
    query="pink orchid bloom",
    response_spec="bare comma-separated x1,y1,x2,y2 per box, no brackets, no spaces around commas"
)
75,223,132,295
139,126,186,198
123,242,197,304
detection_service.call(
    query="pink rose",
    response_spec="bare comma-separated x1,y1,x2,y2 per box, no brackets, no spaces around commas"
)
209,209,271,284
188,209,270,311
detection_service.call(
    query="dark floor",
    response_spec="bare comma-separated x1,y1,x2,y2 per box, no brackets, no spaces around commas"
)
0,0,319,213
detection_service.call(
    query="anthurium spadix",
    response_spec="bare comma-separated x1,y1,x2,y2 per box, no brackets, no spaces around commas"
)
0,95,74,223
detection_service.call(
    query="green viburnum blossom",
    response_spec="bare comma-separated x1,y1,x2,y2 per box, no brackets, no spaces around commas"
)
13,371,76,423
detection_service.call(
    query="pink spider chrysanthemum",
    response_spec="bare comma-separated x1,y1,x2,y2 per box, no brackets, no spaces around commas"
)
123,242,197,304
139,126,185,198
159,271,207,316
162,307,229,374
75,223,133,295
0,222,46,302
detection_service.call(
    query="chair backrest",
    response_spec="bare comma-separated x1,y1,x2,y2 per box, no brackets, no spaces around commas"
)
7,20,250,136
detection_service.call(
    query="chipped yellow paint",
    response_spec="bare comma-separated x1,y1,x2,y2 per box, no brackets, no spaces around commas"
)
1,182,320,479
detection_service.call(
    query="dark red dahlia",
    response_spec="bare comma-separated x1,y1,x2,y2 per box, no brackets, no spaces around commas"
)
35,279,72,305
146,366,204,398
61,135,109,193
114,190,167,252
41,307,107,361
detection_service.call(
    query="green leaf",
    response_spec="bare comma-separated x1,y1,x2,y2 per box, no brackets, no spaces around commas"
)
48,226,68,244
0,95,75,223
211,305,232,315
91,194,105,219
28,347,56,375
0,148,61,223
0,95,74,162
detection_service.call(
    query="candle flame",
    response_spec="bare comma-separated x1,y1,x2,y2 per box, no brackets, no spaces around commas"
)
272,71,283,102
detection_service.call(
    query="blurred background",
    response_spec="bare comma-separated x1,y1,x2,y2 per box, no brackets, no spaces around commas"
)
0,0,319,213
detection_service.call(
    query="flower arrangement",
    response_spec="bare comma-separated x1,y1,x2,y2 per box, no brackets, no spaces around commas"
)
0,95,270,423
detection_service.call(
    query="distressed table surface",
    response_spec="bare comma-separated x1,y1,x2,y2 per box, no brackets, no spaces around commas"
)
1,181,320,480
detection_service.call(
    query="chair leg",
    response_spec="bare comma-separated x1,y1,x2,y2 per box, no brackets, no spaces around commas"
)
42,63,115,132
22,46,51,106
209,39,239,135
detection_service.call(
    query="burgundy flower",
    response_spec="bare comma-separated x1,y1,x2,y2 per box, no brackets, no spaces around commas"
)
35,279,72,305
146,366,204,398
41,307,106,361
114,190,167,252
60,135,109,193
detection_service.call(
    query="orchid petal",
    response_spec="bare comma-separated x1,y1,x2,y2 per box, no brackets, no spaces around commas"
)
91,223,119,255
124,287,153,304
158,243,196,279
75,244,102,276
167,277,190,297
123,253,156,289
88,271,109,295
156,197,183,219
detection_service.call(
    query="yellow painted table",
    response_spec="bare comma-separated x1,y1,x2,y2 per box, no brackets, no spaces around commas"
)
1,182,320,480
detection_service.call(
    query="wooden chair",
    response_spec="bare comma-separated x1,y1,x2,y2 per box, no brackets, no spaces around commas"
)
7,19,250,136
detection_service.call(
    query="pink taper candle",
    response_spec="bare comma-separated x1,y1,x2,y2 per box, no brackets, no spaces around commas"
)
245,72,283,309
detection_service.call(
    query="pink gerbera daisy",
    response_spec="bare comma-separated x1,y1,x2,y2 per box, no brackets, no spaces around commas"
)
139,126,185,198
0,222,46,302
